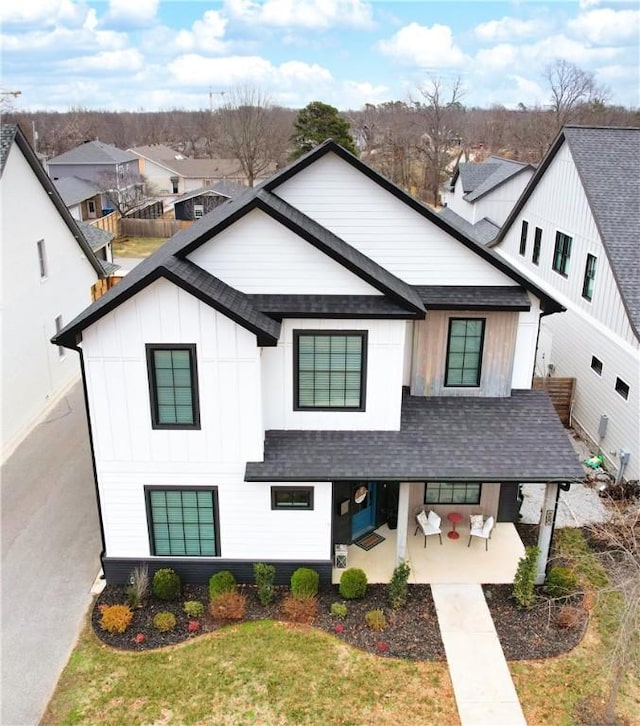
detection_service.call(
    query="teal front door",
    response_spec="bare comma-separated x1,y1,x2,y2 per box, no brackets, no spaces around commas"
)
351,482,377,540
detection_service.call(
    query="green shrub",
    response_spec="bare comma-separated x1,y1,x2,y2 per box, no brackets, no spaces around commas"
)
290,567,319,598
253,563,276,605
183,600,205,618
99,604,133,634
339,568,368,600
545,566,579,599
330,602,348,618
387,560,411,610
512,546,540,609
153,611,177,632
208,571,237,599
152,568,181,601
365,609,387,631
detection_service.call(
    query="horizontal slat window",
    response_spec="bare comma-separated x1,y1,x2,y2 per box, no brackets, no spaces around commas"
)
147,488,218,556
425,482,481,505
146,345,200,429
271,487,314,510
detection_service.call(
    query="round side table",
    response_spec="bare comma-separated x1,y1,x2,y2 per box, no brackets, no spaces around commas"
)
447,511,463,539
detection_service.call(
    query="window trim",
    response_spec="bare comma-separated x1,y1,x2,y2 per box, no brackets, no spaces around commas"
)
293,330,367,412
532,227,542,265
590,356,603,376
146,344,200,430
271,486,314,510
37,239,48,279
444,317,485,388
519,220,529,256
615,377,629,401
581,254,597,302
145,485,220,557
424,482,482,505
552,231,572,277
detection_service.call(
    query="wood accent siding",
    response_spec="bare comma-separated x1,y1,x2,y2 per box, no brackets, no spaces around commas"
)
411,310,518,397
532,377,576,427
407,482,502,523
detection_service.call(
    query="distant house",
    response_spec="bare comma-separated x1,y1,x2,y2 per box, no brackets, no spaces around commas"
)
491,125,640,482
173,186,236,221
0,124,107,461
53,176,104,221
129,144,277,194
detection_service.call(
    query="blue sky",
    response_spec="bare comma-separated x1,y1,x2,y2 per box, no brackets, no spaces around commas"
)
2,1,638,112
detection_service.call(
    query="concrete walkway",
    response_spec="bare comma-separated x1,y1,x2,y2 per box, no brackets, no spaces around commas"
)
432,583,526,726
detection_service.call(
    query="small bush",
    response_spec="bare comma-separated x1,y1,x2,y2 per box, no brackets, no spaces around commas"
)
253,563,276,605
330,602,348,618
281,595,317,624
339,568,368,600
210,591,247,621
388,560,411,610
134,632,145,644
512,546,540,609
126,564,149,608
334,622,345,634
555,605,584,629
365,609,387,631
153,611,177,632
152,568,181,601
183,600,205,618
208,571,237,599
376,640,390,653
290,568,319,598
99,604,133,634
187,620,201,634
545,566,579,599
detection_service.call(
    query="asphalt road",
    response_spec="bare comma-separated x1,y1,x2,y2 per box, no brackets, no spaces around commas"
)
1,380,101,726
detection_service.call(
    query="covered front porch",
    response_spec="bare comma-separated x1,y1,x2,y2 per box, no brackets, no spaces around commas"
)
331,521,525,584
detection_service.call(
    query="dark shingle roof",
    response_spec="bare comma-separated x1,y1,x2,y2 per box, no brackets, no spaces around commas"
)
245,389,582,482
47,140,138,166
0,124,17,173
438,207,500,245
76,222,114,252
413,286,530,310
248,294,417,319
456,156,534,202
53,176,101,206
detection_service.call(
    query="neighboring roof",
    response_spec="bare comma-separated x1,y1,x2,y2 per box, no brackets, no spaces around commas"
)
47,140,138,166
101,261,120,276
0,124,105,278
245,389,583,482
438,207,500,245
76,222,115,252
413,285,530,311
53,176,101,206
493,125,640,338
172,185,232,205
452,156,534,202
248,294,417,320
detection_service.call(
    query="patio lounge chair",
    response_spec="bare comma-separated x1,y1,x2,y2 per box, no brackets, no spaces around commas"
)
415,509,442,547
468,515,494,551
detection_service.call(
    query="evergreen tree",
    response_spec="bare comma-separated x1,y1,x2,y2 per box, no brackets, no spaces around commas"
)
290,101,357,159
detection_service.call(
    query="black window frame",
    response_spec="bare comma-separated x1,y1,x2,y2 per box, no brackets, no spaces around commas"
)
271,486,314,510
146,344,200,430
293,330,367,411
519,220,529,256
444,317,485,388
615,377,629,400
145,486,220,557
424,482,482,505
590,356,603,376
581,254,597,301
532,227,542,265
552,231,572,277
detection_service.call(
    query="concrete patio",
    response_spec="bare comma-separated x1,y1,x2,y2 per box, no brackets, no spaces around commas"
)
332,521,525,585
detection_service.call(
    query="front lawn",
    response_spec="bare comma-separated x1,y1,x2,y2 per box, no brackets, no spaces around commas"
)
112,236,168,258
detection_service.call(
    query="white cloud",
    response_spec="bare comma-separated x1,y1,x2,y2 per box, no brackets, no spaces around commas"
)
104,0,159,27
58,48,145,73
1,25,129,53
474,16,546,43
0,0,87,27
474,44,520,72
378,23,468,68
173,11,228,53
223,0,373,29
568,8,640,45
579,0,601,8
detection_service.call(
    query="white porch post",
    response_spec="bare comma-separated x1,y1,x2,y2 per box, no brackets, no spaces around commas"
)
535,481,559,585
396,482,411,564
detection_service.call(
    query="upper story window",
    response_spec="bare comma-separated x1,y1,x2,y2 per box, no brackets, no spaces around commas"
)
582,254,597,302
37,239,47,279
532,227,542,265
146,345,200,429
552,232,572,277
590,356,603,376
294,331,367,411
615,377,629,400
519,220,529,256
445,318,485,387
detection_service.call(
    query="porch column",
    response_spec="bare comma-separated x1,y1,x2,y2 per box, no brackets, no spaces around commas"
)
396,482,411,564
535,481,559,585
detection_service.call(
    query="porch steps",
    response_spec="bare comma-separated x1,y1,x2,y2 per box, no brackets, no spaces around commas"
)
431,583,526,726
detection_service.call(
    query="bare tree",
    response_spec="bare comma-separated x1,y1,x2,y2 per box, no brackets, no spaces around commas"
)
544,59,609,131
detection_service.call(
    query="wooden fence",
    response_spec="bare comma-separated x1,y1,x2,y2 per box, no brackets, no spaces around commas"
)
120,218,190,238
533,377,576,427
89,211,120,236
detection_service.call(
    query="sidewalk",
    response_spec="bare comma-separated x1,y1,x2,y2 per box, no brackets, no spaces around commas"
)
432,583,526,726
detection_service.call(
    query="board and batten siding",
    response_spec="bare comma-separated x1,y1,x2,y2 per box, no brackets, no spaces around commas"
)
274,153,515,286
407,483,501,522
261,318,406,430
187,208,382,295
411,310,518,397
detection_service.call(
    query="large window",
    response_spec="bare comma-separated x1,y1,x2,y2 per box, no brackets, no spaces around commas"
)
271,486,314,510
582,254,597,301
519,220,529,256
294,331,366,410
532,227,542,265
146,487,218,556
146,345,200,429
552,232,572,277
425,482,481,505
445,318,485,387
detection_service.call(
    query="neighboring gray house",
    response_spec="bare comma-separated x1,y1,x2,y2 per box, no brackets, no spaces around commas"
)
173,185,240,221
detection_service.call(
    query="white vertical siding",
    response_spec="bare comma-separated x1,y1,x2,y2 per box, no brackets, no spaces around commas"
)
471,172,534,227
512,296,541,389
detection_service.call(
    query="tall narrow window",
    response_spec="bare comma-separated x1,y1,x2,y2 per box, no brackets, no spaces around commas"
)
532,227,542,265
37,239,47,279
582,254,597,301
445,318,485,387
552,232,572,276
294,331,366,410
54,315,64,358
146,345,200,429
519,220,529,256
590,356,603,376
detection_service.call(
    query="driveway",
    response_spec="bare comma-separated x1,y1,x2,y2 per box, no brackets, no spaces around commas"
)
1,380,101,726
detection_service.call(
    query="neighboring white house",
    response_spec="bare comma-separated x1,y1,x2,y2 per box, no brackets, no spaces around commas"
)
54,141,581,586
491,125,640,482
0,124,106,461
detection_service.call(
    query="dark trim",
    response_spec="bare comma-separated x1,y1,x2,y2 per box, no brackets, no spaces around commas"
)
144,485,220,557
581,253,597,302
145,344,201,430
444,317,485,388
270,486,314,510
552,231,572,278
615,377,630,400
519,220,529,256
293,330,368,412
532,227,542,266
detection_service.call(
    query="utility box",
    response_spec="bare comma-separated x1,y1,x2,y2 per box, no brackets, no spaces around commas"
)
334,544,348,569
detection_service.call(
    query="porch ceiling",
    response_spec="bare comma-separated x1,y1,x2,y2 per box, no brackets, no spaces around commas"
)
245,390,583,483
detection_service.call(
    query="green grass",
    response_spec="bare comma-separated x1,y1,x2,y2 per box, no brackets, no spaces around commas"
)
112,236,168,258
